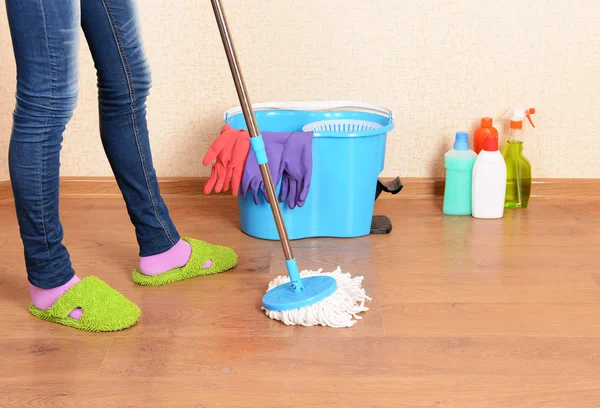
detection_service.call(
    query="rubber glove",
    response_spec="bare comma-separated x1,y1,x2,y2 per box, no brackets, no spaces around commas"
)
224,130,250,195
279,132,313,209
203,124,236,194
203,125,249,196
241,132,290,205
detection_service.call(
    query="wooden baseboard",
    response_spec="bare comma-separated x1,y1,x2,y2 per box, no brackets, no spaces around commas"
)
57,177,205,197
393,178,600,200
0,181,11,205
0,177,599,203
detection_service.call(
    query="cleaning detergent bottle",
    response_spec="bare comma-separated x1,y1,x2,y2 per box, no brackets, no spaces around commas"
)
474,117,499,154
502,108,536,208
472,135,507,219
443,131,477,215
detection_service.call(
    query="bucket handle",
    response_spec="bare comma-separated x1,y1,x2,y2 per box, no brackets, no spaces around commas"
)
224,101,393,121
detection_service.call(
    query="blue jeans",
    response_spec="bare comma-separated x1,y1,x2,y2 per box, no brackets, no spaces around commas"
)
6,0,180,289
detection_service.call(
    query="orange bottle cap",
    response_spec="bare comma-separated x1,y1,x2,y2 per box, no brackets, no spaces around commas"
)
510,120,523,130
481,117,493,127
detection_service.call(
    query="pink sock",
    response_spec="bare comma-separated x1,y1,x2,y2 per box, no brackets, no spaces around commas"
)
139,239,197,276
30,275,83,320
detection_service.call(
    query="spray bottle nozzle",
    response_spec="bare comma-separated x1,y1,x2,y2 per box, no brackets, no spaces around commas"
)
503,107,536,128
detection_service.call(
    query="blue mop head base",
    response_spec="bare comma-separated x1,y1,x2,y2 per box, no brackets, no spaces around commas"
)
262,275,337,311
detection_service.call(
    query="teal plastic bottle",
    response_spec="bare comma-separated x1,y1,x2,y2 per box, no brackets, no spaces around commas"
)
443,132,477,215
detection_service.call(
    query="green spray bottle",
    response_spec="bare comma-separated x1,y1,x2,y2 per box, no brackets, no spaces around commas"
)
502,107,536,208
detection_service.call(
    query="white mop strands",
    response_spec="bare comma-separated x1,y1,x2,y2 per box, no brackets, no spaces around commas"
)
263,267,371,328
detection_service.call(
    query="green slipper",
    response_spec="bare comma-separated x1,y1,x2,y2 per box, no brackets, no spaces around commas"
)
132,237,238,286
29,276,141,332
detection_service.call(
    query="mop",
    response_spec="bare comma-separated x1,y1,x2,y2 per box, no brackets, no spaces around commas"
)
210,0,371,327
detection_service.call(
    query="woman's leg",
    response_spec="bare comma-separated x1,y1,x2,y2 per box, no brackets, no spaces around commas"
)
80,0,182,258
80,0,237,284
6,0,140,330
5,0,79,290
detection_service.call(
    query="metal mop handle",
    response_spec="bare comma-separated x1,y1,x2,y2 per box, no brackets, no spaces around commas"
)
210,0,295,263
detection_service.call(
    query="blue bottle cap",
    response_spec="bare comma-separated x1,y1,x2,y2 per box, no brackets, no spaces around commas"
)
454,131,470,151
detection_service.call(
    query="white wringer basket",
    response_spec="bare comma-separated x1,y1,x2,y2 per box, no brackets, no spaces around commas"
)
302,119,383,133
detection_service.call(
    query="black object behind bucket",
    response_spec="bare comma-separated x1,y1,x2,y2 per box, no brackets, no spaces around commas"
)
375,177,403,200
371,177,403,235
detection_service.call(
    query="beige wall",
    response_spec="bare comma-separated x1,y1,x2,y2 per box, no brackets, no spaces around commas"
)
1,0,599,181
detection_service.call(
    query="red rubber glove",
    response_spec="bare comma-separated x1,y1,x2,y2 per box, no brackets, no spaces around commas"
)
203,125,234,194
224,129,250,195
203,125,250,196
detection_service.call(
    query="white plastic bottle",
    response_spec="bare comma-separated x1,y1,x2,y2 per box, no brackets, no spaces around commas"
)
472,135,507,219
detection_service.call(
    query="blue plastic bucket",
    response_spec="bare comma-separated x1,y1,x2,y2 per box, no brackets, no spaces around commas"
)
224,102,394,240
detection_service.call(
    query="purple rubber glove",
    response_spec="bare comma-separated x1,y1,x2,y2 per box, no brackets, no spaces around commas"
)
279,132,313,209
240,132,290,205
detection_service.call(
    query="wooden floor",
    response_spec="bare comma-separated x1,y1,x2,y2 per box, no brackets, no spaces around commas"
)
1,192,599,407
